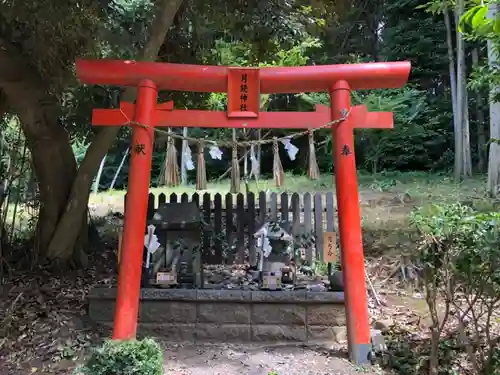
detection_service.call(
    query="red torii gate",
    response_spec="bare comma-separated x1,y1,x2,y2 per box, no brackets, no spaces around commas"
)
76,59,411,365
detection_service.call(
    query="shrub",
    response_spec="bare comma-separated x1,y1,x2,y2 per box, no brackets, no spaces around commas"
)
410,203,500,375
80,338,163,375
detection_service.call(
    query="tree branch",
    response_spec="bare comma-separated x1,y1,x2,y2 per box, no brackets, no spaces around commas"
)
122,0,185,102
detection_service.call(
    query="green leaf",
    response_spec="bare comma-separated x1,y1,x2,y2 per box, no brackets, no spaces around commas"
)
471,6,488,29
416,0,444,15
493,16,500,33
459,5,486,32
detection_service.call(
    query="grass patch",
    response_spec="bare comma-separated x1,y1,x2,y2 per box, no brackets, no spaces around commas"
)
89,173,493,257
91,171,487,206
89,172,493,257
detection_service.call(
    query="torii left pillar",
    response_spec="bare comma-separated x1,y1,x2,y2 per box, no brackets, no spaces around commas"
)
112,79,157,339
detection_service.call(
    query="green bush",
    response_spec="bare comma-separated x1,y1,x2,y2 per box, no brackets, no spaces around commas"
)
410,204,500,375
81,338,163,375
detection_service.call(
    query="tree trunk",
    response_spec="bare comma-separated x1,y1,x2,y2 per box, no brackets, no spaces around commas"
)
487,3,500,196
0,37,79,256
444,8,460,179
462,100,473,177
454,5,464,180
93,154,107,194
472,48,487,172
455,1,472,178
45,0,185,261
22,105,78,257
109,147,129,190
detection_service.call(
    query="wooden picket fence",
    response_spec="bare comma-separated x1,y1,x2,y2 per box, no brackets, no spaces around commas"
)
127,191,338,265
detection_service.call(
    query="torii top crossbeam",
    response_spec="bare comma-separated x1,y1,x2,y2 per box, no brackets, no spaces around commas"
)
76,60,410,93
76,59,410,129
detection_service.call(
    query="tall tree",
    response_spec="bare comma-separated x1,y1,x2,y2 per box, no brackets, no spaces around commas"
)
487,2,500,195
455,0,473,178
46,0,185,261
0,0,185,264
472,47,487,172
383,0,449,89
459,0,500,194
0,0,103,257
418,0,473,179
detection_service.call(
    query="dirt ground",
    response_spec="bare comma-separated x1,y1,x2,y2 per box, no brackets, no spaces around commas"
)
162,343,380,375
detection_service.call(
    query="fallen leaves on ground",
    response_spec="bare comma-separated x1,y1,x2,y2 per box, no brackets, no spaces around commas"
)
0,246,116,374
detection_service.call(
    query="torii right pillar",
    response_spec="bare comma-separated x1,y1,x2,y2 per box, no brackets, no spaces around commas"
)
330,80,370,364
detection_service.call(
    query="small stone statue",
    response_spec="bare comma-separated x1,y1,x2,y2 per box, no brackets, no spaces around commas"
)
254,220,295,290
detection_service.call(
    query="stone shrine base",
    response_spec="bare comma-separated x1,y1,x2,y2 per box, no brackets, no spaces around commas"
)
89,288,347,344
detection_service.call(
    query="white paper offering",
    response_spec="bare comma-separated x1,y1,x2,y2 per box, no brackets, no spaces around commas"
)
250,145,259,176
261,237,272,257
184,144,195,170
254,226,273,258
144,224,161,268
281,137,299,161
209,145,223,160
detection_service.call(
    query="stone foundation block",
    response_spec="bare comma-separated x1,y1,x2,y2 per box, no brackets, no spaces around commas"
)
198,303,250,324
141,301,197,323
196,323,251,342
307,305,346,326
252,325,307,342
140,323,196,342
307,326,347,343
251,304,306,325
89,288,347,344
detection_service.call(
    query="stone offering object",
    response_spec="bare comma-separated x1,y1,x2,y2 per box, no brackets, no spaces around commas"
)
146,201,203,288
254,221,295,290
